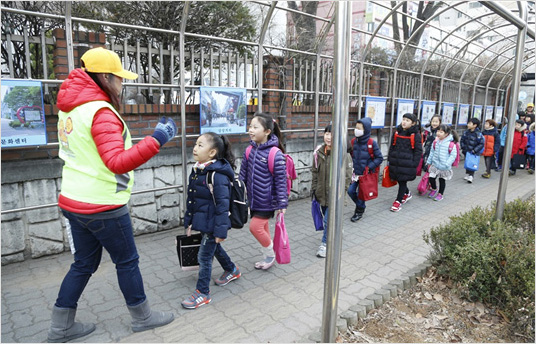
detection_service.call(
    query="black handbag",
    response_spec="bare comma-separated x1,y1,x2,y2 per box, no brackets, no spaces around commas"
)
512,153,526,169
176,233,202,271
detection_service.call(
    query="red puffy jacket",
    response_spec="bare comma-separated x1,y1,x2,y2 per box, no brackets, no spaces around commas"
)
57,69,160,214
511,126,528,158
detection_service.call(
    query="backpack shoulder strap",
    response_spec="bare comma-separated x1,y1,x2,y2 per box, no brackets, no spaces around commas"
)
367,138,374,159
313,145,322,169
206,171,216,205
448,141,455,153
410,133,415,149
268,146,281,175
245,145,252,160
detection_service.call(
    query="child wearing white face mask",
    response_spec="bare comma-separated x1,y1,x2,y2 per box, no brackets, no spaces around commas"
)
347,117,383,221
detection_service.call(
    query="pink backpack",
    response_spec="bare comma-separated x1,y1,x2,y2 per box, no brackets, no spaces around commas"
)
433,140,460,167
245,145,296,195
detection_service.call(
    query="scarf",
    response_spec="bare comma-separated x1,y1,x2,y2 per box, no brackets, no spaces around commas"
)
193,159,216,172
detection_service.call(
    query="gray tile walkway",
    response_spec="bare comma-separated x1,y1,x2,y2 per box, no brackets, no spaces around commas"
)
2,164,534,343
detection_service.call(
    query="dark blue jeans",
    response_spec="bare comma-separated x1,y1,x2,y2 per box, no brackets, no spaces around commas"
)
196,233,235,295
321,206,329,244
347,181,366,209
56,210,146,309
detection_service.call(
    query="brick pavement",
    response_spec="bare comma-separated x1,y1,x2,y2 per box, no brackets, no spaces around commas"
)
2,164,534,343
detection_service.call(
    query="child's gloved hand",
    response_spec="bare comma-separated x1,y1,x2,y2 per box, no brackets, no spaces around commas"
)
152,116,177,146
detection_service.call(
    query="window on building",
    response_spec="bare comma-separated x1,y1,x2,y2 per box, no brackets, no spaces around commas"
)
469,2,482,8
367,22,375,32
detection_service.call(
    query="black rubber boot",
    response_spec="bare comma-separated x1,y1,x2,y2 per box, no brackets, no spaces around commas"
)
350,207,365,222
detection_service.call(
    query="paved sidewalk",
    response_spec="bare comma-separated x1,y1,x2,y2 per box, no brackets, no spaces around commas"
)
2,165,534,343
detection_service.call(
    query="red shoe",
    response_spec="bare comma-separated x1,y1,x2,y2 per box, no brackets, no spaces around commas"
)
390,200,402,212
401,191,412,204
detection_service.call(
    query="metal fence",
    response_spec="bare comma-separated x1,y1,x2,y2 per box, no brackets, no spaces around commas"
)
1,1,535,217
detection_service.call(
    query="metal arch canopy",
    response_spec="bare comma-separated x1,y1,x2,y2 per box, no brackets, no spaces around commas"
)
419,14,518,114
485,53,536,109
456,35,533,109
481,1,536,40
471,41,533,104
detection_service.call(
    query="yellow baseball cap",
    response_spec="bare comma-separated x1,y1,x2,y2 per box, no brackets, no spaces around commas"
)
81,47,138,80
528,103,534,108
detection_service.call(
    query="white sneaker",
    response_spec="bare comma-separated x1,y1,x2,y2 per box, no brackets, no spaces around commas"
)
463,174,469,181
316,243,326,258
467,175,473,183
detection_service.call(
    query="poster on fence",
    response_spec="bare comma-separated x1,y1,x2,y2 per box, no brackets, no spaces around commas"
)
472,105,483,120
1,79,47,148
458,104,470,125
485,106,494,121
421,101,436,126
200,87,247,135
495,106,503,124
442,102,454,125
396,99,415,126
365,96,387,128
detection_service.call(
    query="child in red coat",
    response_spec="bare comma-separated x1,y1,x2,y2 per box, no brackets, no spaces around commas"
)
509,119,528,175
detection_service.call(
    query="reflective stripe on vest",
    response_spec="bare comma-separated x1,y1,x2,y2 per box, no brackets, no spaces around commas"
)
58,101,133,204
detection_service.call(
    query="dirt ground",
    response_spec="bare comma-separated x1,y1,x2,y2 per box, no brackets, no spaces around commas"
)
338,267,531,343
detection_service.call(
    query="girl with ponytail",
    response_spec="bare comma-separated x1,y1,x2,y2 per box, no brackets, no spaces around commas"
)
181,132,241,309
239,112,288,270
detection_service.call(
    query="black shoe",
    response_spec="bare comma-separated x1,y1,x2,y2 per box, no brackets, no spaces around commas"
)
350,208,365,222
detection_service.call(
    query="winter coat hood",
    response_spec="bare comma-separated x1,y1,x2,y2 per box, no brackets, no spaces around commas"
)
516,122,527,132
57,69,112,112
356,117,372,143
482,127,498,136
204,159,235,181
396,122,420,136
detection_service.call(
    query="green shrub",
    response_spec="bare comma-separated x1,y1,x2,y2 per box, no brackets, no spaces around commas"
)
423,197,535,341
9,120,21,127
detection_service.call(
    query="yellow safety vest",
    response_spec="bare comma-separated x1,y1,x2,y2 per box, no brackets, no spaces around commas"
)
58,101,133,204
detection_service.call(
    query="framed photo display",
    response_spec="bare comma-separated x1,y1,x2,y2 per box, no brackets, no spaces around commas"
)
442,102,454,125
457,104,470,125
472,105,483,120
1,79,47,148
200,87,247,135
396,99,415,126
365,96,387,128
421,101,436,126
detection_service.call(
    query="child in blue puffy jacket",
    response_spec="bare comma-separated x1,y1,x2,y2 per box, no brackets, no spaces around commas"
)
426,124,459,201
348,117,383,222
181,132,240,310
460,117,485,183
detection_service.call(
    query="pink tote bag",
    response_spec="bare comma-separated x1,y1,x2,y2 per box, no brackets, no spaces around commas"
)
273,213,291,264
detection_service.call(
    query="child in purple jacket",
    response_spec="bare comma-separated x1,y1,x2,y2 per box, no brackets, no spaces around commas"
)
239,112,288,270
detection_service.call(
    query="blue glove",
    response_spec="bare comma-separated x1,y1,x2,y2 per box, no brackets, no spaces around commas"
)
152,116,177,146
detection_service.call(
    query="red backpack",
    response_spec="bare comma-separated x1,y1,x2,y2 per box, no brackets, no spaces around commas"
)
433,140,460,167
245,146,296,196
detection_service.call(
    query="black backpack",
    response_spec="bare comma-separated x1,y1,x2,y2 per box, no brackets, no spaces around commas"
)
207,171,248,229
